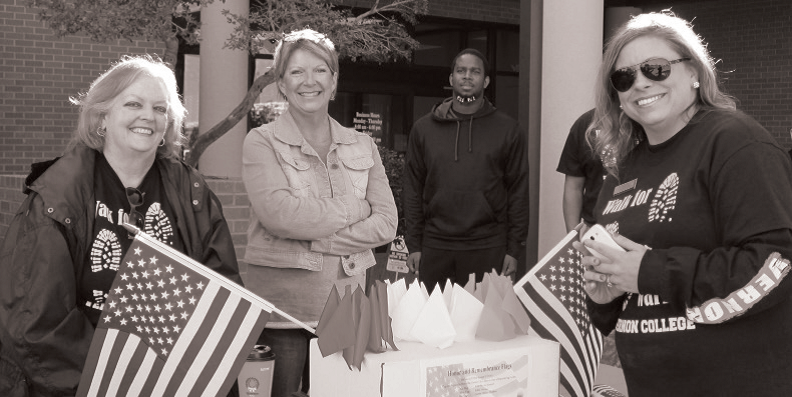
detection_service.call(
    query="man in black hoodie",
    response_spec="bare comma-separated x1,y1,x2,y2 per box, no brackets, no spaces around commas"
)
403,48,529,292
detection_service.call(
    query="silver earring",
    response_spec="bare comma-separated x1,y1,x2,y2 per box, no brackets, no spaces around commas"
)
619,104,623,110
159,137,165,147
693,81,700,89
97,126,106,137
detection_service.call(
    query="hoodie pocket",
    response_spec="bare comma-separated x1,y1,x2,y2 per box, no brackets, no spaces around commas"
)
427,190,496,236
341,155,374,199
277,151,312,196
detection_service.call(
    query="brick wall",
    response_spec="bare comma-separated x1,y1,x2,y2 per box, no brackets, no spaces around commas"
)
427,0,519,24
0,175,25,239
205,178,251,275
637,0,792,147
0,0,164,174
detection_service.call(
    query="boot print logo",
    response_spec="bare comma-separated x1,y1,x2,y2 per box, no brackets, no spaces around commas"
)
145,202,174,244
648,173,678,222
85,290,108,310
90,229,122,272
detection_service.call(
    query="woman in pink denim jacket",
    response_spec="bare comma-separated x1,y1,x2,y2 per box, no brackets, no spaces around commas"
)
241,29,398,397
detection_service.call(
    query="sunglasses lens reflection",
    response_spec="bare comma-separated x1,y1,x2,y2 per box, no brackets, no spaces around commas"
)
641,61,671,81
611,68,636,92
610,59,672,92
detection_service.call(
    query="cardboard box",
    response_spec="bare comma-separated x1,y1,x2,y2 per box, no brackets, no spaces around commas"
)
310,335,560,396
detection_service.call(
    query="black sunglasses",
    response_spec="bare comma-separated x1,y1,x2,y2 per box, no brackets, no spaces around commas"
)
610,57,691,93
125,187,145,238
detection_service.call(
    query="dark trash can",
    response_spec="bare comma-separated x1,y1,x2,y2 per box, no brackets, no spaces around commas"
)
237,345,276,397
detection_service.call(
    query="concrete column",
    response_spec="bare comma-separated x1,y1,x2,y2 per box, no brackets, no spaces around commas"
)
520,0,543,268
521,0,604,261
198,0,249,178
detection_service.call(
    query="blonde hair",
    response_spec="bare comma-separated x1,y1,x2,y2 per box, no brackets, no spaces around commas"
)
272,29,339,99
69,54,186,159
589,11,736,178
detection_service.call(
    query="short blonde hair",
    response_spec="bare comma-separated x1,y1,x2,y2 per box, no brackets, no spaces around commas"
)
272,29,339,99
70,54,186,159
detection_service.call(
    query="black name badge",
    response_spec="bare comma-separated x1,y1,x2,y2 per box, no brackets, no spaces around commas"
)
614,179,637,196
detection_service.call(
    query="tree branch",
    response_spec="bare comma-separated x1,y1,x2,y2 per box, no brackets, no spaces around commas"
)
354,0,416,20
185,71,276,167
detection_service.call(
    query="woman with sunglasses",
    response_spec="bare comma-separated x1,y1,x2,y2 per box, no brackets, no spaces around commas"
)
0,55,242,396
241,29,397,397
574,12,792,396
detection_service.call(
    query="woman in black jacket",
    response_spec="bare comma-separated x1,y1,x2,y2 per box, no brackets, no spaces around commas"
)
0,55,241,397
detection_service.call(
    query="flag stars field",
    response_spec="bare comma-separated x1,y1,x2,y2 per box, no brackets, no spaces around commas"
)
98,249,205,357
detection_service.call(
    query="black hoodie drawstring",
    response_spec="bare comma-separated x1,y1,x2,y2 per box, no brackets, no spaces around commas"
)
468,116,473,154
454,121,460,161
453,117,474,162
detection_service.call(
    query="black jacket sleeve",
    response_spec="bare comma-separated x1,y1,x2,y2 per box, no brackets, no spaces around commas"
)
503,125,530,259
637,138,792,322
158,159,242,286
0,195,94,397
402,124,427,254
587,294,628,336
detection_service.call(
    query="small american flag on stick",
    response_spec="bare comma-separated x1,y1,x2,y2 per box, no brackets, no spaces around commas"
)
514,230,604,397
76,228,310,397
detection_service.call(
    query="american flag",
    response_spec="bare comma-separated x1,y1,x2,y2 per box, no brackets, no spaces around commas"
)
76,231,273,397
591,384,627,397
514,230,604,397
426,362,466,397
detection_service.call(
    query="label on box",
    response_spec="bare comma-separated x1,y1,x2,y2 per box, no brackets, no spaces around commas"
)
386,236,409,273
419,351,531,397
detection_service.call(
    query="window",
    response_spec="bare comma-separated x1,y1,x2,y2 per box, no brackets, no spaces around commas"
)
333,18,519,153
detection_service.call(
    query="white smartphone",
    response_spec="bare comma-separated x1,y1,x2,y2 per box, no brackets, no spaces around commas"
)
581,224,625,260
